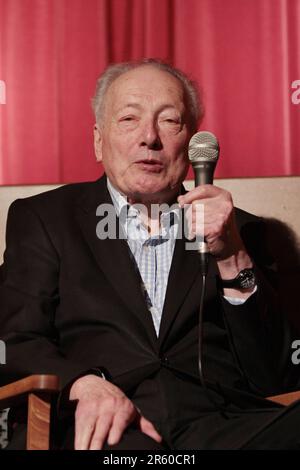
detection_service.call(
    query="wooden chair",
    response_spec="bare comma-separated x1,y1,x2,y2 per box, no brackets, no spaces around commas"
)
267,390,300,407
0,375,60,450
1,374,300,450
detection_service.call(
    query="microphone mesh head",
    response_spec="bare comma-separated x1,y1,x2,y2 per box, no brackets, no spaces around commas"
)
188,131,219,162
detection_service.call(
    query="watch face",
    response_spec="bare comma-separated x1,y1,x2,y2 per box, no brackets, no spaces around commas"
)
238,269,256,289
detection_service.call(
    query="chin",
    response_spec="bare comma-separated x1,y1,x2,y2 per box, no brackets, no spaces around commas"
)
128,180,180,203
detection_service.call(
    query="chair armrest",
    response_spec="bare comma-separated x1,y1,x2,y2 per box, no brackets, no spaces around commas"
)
0,374,60,409
267,390,300,406
0,375,60,450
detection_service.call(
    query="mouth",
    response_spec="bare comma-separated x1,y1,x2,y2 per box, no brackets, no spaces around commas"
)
134,159,164,173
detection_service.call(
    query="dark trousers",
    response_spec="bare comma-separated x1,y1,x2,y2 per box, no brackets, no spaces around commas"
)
6,369,300,450
6,403,300,450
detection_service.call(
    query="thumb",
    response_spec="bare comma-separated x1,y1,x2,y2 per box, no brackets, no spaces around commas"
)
138,415,162,443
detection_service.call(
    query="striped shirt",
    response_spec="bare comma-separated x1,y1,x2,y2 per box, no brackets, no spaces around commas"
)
107,179,179,335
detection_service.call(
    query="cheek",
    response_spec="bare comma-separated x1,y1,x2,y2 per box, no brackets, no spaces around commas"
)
169,157,189,183
110,133,135,158
167,143,189,168
104,140,128,167
163,132,189,155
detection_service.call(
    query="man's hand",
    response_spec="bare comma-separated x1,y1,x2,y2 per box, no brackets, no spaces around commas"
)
178,185,254,297
69,374,162,450
178,185,243,258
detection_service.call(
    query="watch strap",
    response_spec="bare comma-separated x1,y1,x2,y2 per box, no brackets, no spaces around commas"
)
217,268,256,290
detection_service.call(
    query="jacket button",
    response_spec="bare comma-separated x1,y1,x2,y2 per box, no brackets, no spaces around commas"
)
160,356,169,365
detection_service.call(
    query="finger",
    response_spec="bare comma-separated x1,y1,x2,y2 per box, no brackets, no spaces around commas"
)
107,406,135,446
75,416,95,450
178,185,219,206
139,416,162,443
89,413,113,450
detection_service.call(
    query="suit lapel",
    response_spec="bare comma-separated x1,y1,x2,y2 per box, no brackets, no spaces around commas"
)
158,222,202,347
75,176,158,349
158,219,219,349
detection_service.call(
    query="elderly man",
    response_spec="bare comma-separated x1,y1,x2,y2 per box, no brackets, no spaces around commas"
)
0,59,298,450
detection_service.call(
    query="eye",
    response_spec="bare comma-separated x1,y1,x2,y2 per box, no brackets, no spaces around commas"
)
160,117,182,130
120,116,135,121
118,115,139,130
159,113,181,125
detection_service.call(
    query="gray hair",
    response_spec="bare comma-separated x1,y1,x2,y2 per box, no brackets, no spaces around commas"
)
91,58,203,132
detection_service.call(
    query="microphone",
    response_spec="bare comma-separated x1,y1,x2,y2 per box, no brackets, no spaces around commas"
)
188,130,219,185
188,131,220,274
188,131,224,407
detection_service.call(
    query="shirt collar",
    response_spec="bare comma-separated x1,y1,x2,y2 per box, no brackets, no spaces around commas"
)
107,178,129,218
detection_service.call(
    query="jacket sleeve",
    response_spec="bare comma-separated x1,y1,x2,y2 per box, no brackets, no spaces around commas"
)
0,199,88,389
221,213,297,396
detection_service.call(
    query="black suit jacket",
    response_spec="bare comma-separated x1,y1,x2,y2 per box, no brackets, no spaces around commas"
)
0,176,293,418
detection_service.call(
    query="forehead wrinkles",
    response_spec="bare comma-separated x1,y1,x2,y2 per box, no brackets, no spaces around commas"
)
105,72,186,113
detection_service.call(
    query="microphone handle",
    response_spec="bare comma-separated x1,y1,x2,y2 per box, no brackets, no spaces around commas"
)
192,161,216,186
192,162,217,275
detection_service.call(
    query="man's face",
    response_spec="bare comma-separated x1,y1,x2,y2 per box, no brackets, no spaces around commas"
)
94,66,193,204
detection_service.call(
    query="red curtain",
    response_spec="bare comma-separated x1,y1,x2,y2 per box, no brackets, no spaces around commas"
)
0,0,300,185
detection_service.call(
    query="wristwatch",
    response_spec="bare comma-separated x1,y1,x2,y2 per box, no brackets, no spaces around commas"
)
218,268,256,290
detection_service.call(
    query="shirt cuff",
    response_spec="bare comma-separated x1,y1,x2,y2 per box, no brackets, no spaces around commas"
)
223,285,257,305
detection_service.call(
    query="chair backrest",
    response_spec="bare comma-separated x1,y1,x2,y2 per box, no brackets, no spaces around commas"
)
1,177,299,263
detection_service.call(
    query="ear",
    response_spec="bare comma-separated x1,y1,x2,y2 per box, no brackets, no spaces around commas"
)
94,124,103,162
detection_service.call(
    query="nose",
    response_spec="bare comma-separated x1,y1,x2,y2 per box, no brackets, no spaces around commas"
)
139,120,162,151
